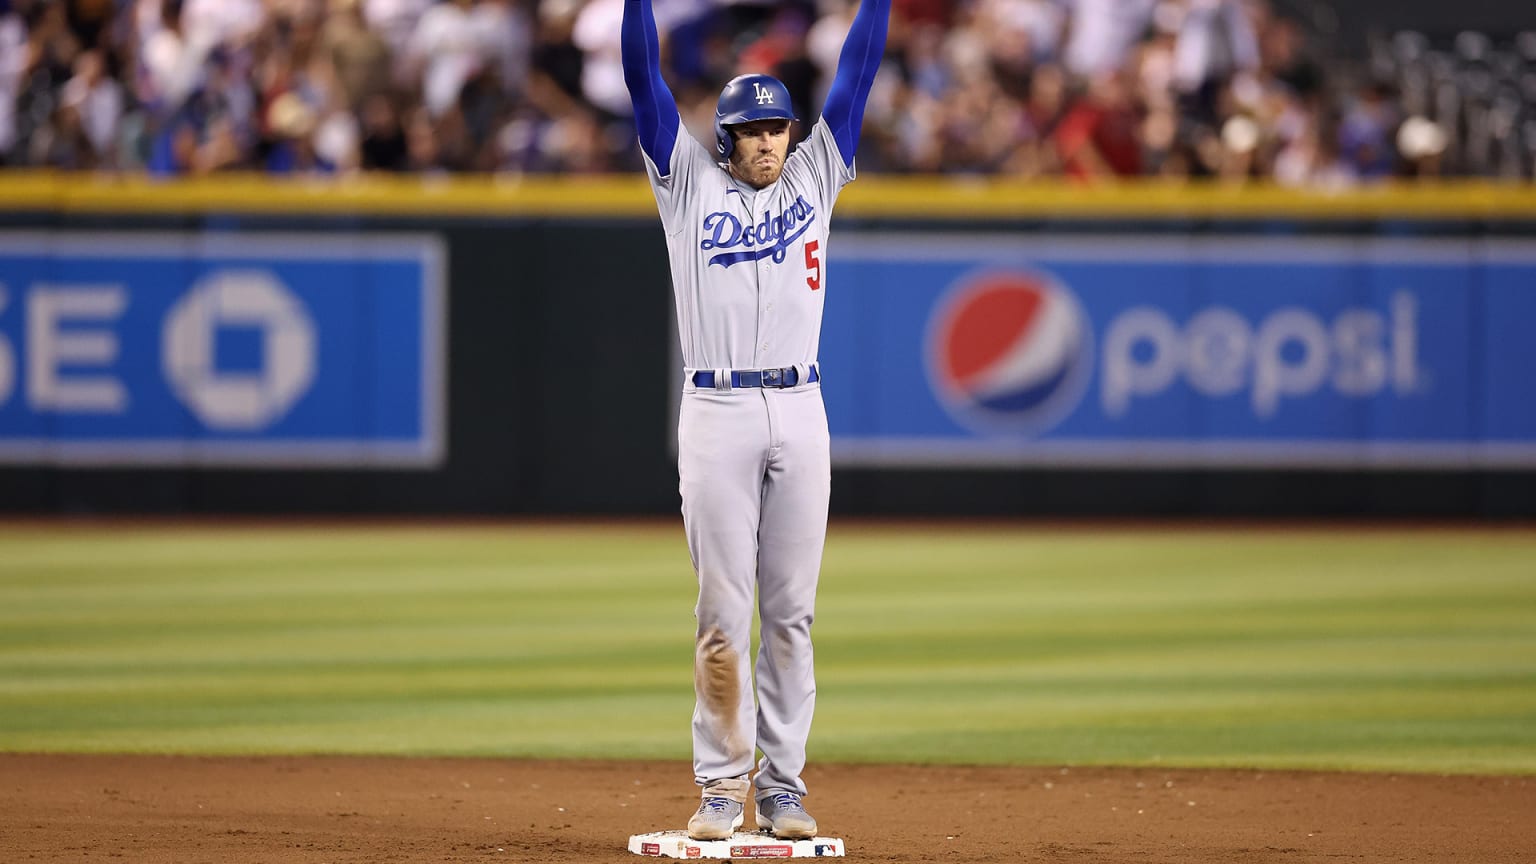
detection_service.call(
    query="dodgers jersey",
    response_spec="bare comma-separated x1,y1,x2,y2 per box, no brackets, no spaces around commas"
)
642,119,855,376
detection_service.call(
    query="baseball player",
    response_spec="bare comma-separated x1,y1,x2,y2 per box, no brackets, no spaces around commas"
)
621,0,889,843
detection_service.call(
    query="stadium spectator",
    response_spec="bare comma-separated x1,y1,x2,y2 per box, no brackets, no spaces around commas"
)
322,0,392,114
404,0,484,118
1053,69,1143,179
571,0,628,117
359,90,409,169
364,0,431,60
1338,80,1400,178
58,48,122,167
1172,0,1259,108
138,0,199,117
474,0,534,102
1062,0,1155,79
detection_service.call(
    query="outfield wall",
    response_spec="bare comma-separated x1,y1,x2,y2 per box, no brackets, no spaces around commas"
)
1,175,1533,517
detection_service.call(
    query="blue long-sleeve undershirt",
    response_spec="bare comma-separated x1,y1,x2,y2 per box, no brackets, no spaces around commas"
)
822,0,890,166
622,0,681,170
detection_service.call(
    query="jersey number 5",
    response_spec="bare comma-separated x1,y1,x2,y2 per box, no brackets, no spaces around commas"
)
804,240,821,291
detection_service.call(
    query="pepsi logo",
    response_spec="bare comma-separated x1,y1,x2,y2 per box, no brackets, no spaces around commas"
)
925,269,1094,435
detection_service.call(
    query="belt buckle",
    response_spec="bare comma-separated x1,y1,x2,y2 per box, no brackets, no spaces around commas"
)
762,367,783,388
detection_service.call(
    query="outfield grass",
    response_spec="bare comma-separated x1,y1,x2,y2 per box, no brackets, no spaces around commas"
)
1,522,1533,774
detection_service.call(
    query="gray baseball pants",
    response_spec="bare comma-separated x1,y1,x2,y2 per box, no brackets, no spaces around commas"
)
677,382,830,802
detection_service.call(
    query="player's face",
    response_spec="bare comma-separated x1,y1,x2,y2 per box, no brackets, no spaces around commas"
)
728,120,792,188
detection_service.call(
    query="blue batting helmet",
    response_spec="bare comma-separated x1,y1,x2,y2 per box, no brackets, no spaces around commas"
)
714,74,798,158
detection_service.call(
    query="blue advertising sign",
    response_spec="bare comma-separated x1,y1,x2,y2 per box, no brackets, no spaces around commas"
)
0,232,445,467
820,236,1536,469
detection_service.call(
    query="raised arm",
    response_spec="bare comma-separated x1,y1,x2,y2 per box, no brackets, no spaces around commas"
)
621,0,682,170
820,0,891,167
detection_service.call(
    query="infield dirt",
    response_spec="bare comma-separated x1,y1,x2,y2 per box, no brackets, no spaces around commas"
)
2,754,1530,863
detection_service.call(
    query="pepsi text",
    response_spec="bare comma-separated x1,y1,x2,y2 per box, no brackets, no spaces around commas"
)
1102,292,1421,419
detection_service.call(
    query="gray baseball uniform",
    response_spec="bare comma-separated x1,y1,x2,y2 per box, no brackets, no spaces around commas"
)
643,118,854,800
622,0,888,811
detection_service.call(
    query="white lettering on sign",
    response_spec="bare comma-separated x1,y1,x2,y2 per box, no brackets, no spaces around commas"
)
27,284,129,413
1101,292,1423,419
162,270,317,431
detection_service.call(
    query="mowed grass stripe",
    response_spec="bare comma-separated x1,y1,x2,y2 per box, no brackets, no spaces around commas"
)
0,523,1532,773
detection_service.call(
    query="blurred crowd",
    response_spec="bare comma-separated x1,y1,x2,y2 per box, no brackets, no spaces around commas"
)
0,0,1532,182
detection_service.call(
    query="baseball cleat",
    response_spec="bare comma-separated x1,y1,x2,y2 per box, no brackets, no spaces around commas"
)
686,796,744,840
756,792,818,839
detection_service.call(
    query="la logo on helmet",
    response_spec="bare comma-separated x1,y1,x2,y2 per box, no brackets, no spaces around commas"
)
753,82,775,104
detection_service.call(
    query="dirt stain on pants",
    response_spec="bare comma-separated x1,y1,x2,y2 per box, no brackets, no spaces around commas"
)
695,626,747,763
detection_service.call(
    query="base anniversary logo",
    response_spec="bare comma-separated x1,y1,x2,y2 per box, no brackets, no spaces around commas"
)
924,268,1093,435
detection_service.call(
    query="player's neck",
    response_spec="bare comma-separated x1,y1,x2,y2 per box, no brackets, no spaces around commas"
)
727,162,775,190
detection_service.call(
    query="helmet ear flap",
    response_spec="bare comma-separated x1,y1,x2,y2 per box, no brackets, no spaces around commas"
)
715,120,733,158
